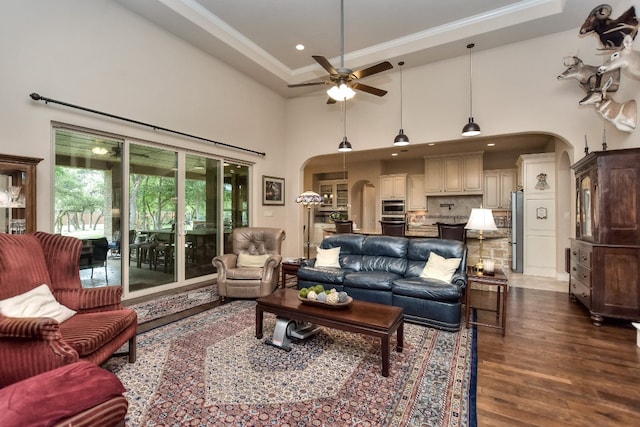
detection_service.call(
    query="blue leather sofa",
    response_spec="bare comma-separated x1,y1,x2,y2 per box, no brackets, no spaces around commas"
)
297,234,468,331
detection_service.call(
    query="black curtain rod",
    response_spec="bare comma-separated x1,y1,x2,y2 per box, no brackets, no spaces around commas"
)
29,93,266,157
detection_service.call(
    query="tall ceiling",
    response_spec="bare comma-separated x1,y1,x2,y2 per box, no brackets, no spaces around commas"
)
115,0,604,98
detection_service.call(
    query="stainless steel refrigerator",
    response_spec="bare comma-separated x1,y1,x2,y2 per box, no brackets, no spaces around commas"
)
511,190,524,272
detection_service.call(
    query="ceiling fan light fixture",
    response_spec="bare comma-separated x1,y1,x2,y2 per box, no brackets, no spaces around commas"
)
327,82,355,101
461,43,481,137
338,136,352,152
462,118,481,136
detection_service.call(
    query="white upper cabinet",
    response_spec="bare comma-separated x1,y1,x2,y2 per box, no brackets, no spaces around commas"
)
483,169,516,209
407,174,426,211
424,152,483,195
379,174,407,199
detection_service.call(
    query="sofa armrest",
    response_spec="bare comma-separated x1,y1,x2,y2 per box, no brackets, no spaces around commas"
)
0,314,61,340
301,258,316,267
0,315,79,387
451,273,468,290
212,254,238,270
260,255,282,282
53,287,124,312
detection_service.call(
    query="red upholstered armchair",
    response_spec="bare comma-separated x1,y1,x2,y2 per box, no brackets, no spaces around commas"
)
0,232,137,388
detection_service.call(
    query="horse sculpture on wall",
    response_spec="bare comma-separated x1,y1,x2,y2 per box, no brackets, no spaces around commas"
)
579,76,637,133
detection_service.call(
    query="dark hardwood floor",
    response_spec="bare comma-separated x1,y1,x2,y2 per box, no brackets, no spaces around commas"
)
473,287,640,426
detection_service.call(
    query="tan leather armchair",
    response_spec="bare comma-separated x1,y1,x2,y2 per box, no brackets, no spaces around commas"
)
212,227,285,299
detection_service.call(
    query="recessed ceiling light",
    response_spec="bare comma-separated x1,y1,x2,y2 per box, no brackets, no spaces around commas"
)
487,143,495,146
296,44,305,51
391,153,398,156
428,143,435,146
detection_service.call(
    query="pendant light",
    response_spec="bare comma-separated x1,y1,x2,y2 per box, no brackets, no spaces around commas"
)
393,61,410,146
462,43,481,137
338,101,352,152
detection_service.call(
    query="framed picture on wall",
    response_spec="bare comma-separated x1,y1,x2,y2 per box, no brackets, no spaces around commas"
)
262,175,285,205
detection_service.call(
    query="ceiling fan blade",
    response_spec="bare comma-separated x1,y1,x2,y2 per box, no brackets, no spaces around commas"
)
351,82,388,97
312,55,338,75
326,98,337,105
288,81,328,88
352,61,393,80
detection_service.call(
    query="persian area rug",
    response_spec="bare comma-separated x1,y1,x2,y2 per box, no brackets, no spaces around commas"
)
105,300,477,426
127,284,218,324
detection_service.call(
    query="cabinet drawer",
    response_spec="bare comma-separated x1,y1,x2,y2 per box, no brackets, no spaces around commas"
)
574,264,591,285
571,278,591,308
577,248,591,268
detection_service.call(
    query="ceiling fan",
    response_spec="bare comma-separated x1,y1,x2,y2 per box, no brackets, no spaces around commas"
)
287,0,393,104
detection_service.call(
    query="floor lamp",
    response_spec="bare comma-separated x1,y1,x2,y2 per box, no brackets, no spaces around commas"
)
295,191,322,259
465,207,497,274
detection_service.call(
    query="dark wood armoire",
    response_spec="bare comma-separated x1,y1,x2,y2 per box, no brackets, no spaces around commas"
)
570,148,640,325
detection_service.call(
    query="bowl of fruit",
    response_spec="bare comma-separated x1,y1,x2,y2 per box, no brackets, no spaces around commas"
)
298,285,352,308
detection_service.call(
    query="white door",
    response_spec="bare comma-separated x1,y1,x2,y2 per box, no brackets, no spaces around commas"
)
361,183,376,230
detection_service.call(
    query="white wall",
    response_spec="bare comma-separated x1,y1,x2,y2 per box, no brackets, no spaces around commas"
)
2,0,640,269
285,0,640,269
0,0,292,252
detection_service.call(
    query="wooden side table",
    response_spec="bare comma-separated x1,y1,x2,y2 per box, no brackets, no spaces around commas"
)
465,267,509,336
280,260,301,288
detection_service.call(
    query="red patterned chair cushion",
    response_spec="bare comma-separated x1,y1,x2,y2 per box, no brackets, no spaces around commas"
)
61,310,138,357
0,361,127,427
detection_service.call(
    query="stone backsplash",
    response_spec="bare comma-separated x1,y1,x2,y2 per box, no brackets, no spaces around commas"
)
407,195,510,228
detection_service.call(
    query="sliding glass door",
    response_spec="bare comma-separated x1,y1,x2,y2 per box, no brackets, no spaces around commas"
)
54,127,250,297
184,154,219,279
128,143,177,292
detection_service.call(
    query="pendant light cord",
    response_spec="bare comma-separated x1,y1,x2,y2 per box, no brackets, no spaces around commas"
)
340,0,345,68
343,100,347,138
399,62,404,127
468,44,474,117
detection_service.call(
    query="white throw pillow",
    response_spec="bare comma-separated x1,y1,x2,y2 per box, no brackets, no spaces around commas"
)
420,253,462,282
315,246,341,268
0,284,76,323
237,253,270,268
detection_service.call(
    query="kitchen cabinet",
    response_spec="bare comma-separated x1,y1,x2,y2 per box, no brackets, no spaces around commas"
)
0,154,42,234
379,174,406,199
570,148,640,325
424,152,483,195
407,174,426,211
483,169,516,209
318,179,348,212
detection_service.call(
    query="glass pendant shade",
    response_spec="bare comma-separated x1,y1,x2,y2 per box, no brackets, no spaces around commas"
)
462,118,481,136
338,137,352,152
394,129,410,146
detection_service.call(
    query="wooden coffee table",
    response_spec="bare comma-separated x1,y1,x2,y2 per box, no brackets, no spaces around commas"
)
256,289,404,377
